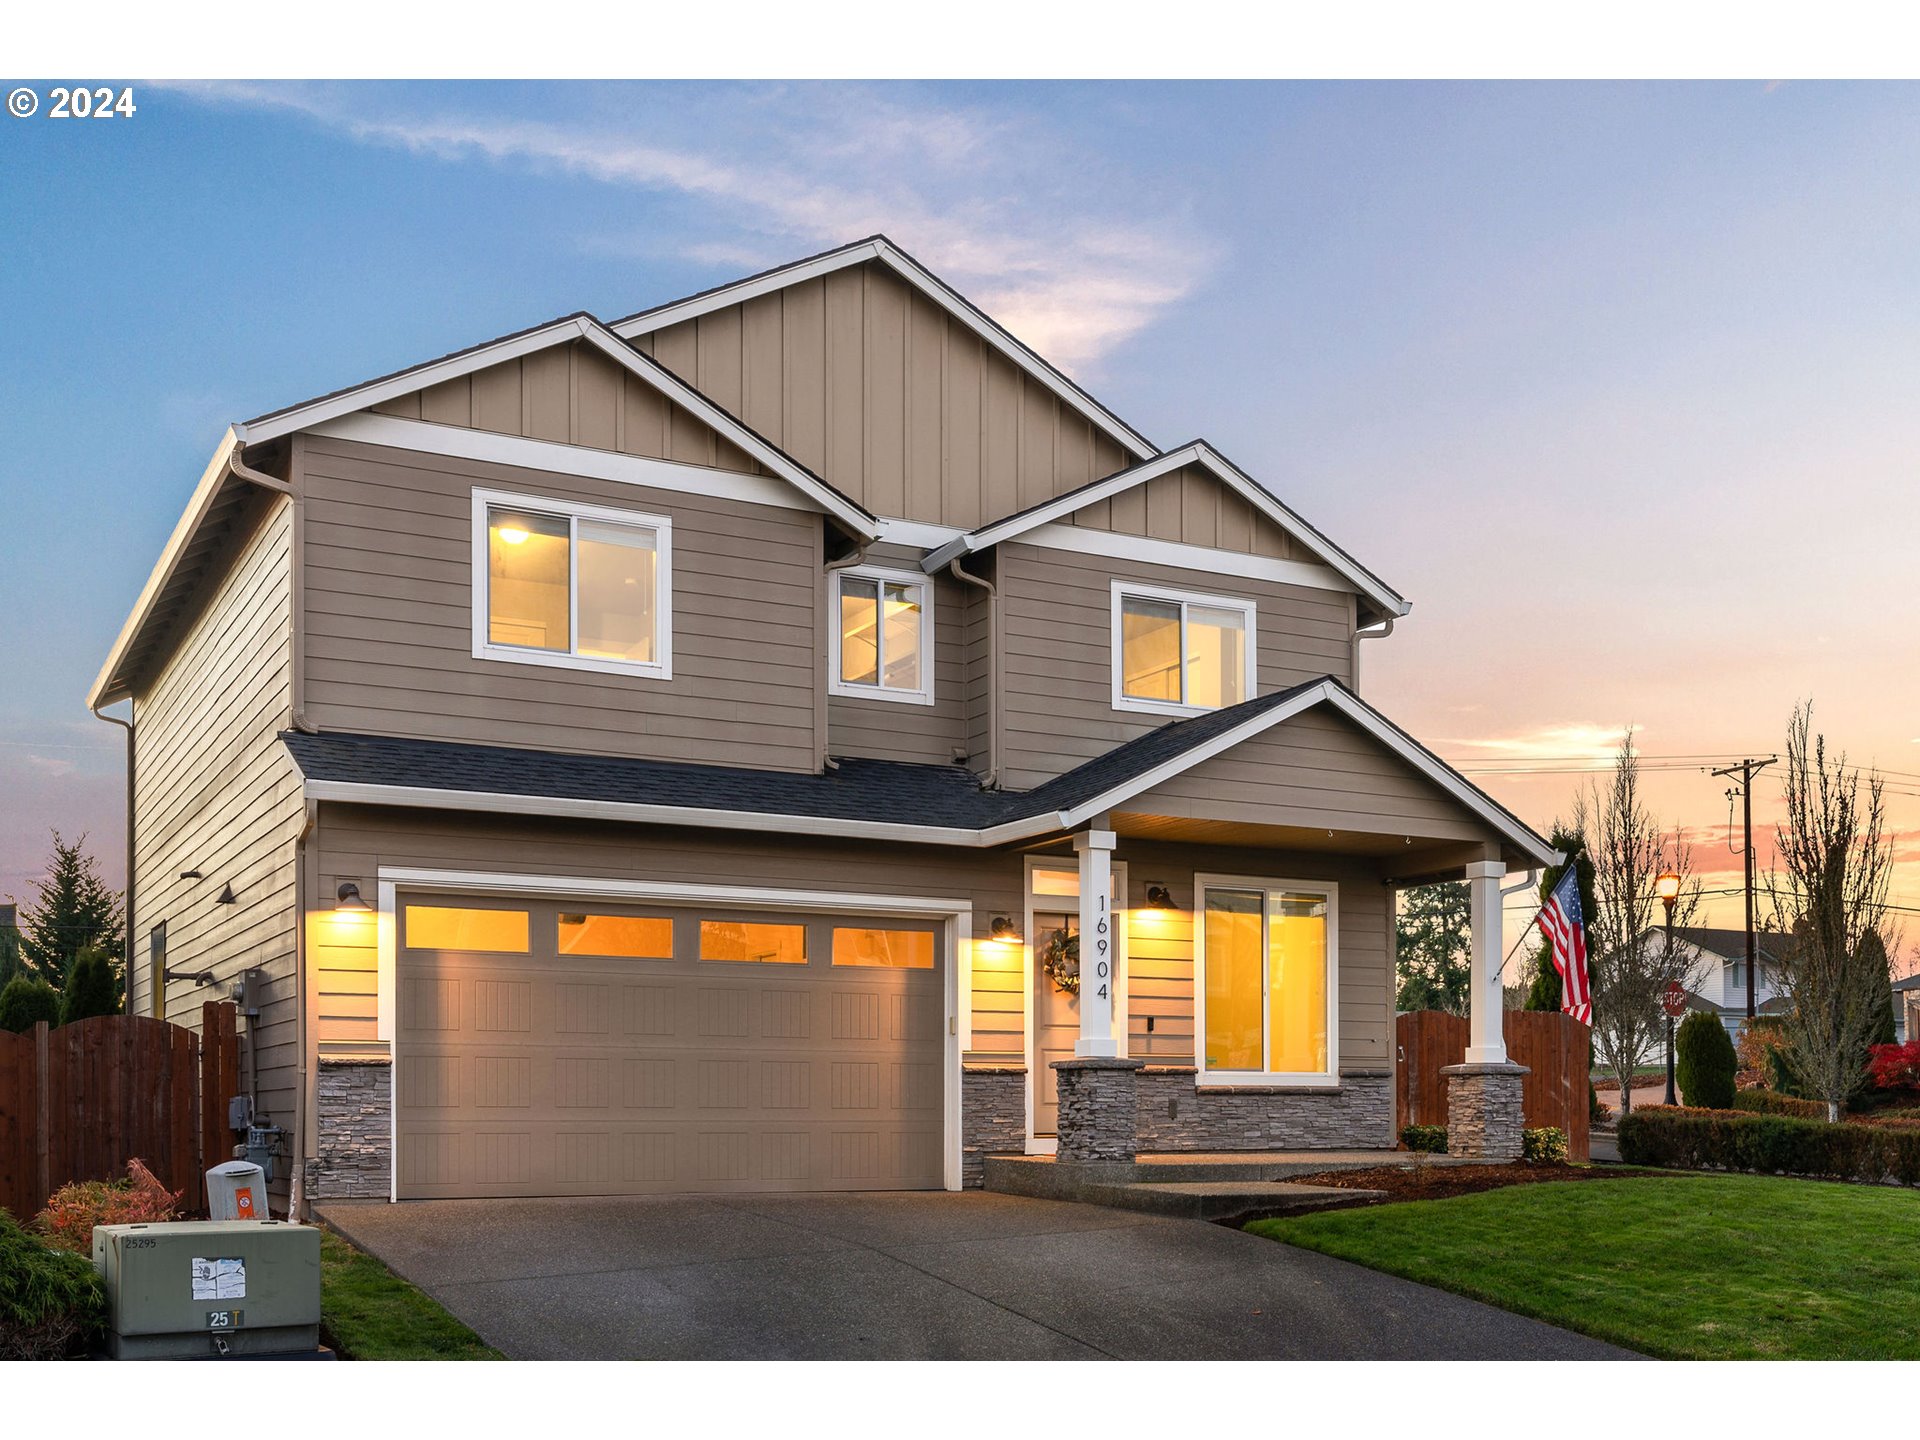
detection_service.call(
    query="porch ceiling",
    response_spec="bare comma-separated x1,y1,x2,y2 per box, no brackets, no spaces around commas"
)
1108,812,1537,878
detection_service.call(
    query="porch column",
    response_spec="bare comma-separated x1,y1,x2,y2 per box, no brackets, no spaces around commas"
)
1073,827,1118,1058
1464,858,1508,1065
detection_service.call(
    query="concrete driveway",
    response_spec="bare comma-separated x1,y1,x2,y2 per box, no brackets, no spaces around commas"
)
316,1190,1634,1360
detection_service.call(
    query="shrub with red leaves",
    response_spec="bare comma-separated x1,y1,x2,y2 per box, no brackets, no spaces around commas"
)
1868,1041,1920,1093
34,1159,182,1255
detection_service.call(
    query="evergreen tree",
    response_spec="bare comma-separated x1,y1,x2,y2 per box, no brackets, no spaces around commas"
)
0,976,61,1033
1862,930,1896,1047
59,947,121,1026
0,920,22,989
1526,825,1598,1012
1395,881,1471,1014
18,832,123,991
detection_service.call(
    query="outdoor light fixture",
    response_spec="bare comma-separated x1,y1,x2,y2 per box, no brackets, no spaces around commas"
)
215,883,237,906
989,916,1019,942
1144,885,1173,911
335,881,372,912
1655,869,1681,918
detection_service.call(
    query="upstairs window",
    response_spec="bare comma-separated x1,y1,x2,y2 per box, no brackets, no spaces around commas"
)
1111,581,1254,716
830,566,933,705
471,488,672,679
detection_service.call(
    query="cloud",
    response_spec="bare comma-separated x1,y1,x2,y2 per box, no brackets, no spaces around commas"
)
1440,722,1632,760
154,82,1213,374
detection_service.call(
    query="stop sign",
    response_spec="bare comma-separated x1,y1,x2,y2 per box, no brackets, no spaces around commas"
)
1661,980,1688,1018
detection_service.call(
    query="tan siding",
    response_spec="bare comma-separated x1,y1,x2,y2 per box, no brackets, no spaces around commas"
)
299,435,822,771
362,340,768,478
824,546,976,767
996,542,1357,790
1129,710,1510,848
1068,463,1304,558
309,811,1396,1076
626,260,1137,522
129,495,303,1179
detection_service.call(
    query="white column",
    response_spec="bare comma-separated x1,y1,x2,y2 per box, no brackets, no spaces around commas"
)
1074,828,1118,1058
1465,858,1508,1065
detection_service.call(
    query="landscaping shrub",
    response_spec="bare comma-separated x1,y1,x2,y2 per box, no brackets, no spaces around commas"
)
1521,1127,1569,1164
0,1209,105,1359
58,948,118,1026
35,1158,181,1255
1868,1041,1920,1093
1400,1124,1447,1153
0,976,59,1033
1616,1106,1920,1186
1732,1088,1825,1119
1676,1011,1738,1109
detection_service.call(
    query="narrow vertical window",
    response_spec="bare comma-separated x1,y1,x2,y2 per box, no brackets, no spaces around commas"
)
1200,880,1335,1080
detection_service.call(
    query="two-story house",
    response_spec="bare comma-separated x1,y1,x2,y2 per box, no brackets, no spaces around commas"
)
90,236,1556,1210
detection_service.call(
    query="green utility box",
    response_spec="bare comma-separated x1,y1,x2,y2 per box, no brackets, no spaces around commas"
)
93,1220,322,1359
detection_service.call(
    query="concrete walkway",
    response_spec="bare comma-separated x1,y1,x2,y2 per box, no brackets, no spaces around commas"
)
317,1190,1636,1360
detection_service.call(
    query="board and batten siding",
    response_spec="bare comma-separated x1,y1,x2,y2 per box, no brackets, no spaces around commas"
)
1063,461,1306,560
127,493,305,1170
994,541,1358,791
296,433,824,772
824,543,979,767
369,338,767,477
307,808,1397,1076
631,260,1134,526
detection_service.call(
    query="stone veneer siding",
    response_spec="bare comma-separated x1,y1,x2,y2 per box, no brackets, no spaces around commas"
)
1441,1062,1527,1161
961,1066,1026,1187
1053,1057,1146,1162
1134,1067,1395,1151
310,1058,392,1200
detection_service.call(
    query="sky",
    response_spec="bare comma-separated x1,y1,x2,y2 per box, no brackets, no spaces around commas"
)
2,80,1916,967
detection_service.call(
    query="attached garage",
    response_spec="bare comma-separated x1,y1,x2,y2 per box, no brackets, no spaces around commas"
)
392,892,951,1198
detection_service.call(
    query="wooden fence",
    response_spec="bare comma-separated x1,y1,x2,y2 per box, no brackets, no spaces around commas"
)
1396,1009,1591,1161
0,1001,240,1221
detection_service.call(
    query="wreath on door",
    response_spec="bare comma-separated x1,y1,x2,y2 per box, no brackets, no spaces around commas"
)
1040,927,1080,995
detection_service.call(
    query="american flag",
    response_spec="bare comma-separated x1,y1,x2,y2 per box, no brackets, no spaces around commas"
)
1535,867,1591,1025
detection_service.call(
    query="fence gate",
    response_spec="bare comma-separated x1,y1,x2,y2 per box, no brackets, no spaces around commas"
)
0,1001,239,1221
1396,1009,1591,1161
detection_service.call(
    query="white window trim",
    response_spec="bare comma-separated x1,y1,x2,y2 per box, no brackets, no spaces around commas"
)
1109,579,1257,719
1193,873,1340,1086
470,486,674,680
828,563,935,707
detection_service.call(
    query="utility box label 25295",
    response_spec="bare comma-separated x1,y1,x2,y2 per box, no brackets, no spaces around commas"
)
191,1257,247,1301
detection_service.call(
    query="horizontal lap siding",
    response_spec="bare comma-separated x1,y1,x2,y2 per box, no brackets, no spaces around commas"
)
996,542,1357,790
130,495,303,1175
633,261,1134,526
1134,709,1507,846
298,435,822,771
825,546,976,766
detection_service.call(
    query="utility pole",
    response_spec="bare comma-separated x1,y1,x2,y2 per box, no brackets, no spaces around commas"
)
1712,757,1777,1020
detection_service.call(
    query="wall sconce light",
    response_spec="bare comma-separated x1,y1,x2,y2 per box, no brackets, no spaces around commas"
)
335,881,372,912
1144,884,1173,912
989,917,1020,942
179,869,203,880
215,883,237,906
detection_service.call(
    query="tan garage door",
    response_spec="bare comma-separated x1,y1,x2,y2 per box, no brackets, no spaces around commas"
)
394,896,945,1198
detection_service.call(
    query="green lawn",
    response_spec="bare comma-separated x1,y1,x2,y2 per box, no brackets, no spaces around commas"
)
319,1231,500,1360
1249,1174,1920,1360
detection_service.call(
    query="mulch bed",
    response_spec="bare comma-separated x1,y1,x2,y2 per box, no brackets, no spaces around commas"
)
1291,1162,1662,1205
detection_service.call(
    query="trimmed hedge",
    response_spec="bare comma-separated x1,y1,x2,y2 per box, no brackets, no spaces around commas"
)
1521,1127,1569,1164
1400,1124,1447,1154
1676,1011,1737,1109
1617,1106,1920,1185
1732,1088,1826,1120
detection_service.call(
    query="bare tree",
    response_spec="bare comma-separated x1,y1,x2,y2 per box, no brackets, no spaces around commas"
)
1581,731,1702,1113
1768,703,1896,1122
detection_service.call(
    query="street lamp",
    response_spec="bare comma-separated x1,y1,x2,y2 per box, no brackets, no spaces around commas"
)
1657,870,1681,1105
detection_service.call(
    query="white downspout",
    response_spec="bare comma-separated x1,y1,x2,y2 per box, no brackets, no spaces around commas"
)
947,556,1000,788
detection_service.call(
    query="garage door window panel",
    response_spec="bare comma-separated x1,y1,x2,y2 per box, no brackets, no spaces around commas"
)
700,919,808,965
404,905,530,953
832,927,935,969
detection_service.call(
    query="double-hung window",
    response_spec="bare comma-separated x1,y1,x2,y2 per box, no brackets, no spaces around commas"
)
472,488,672,679
830,566,933,705
1196,876,1337,1083
1111,581,1254,716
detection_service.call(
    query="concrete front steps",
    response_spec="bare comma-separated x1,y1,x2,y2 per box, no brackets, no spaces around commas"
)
983,1150,1467,1223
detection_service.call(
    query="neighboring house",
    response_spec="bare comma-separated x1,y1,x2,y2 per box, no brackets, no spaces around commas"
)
90,235,1555,1209
1661,926,1792,1044
1895,974,1919,1045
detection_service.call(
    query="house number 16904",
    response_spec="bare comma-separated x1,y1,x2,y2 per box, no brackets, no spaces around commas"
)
1094,895,1110,999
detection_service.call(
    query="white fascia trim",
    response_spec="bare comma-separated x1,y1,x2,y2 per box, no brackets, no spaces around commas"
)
89,428,241,708
925,441,1411,623
611,238,1157,463
1021,522,1351,596
309,413,820,515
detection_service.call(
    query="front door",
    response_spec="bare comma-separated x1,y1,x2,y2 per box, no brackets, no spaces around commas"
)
1032,910,1079,1137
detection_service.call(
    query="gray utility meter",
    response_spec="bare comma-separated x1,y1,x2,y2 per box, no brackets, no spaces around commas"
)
93,1220,322,1358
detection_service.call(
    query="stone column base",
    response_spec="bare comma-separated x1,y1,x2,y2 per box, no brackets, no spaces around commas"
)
1053,1056,1146,1162
1440,1061,1529,1161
